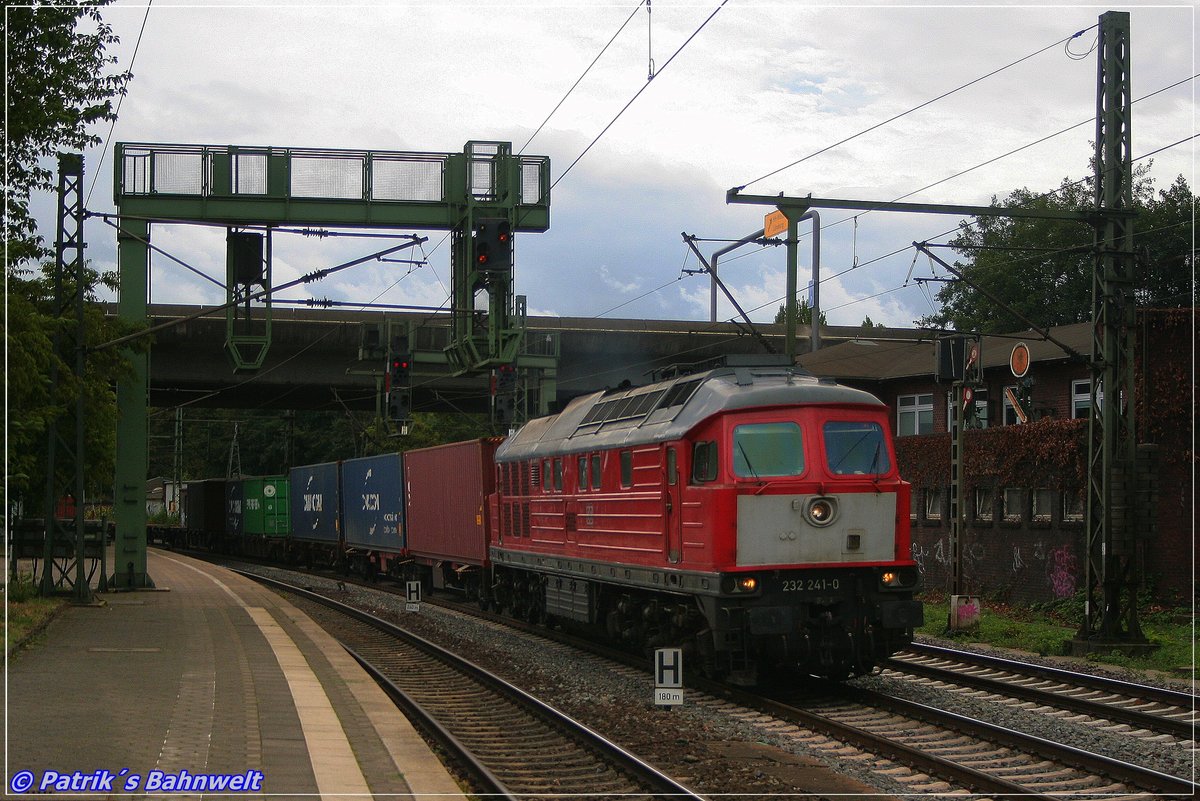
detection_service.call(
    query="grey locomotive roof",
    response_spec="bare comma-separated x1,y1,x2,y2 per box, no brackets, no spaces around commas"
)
496,367,884,462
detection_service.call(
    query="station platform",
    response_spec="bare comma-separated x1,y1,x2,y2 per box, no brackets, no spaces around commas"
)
7,549,465,799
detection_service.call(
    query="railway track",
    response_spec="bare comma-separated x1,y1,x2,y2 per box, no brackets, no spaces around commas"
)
750,684,1196,799
239,570,702,801
886,642,1197,740
219,557,1197,797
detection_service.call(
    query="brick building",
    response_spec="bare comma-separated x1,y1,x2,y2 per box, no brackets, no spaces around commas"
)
795,309,1194,606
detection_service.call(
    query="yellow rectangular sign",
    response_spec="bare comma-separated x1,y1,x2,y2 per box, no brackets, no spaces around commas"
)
764,210,788,238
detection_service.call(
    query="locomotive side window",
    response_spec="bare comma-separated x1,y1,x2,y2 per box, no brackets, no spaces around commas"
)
591,454,603,489
823,421,890,475
553,459,563,492
732,422,804,478
692,441,718,483
577,455,589,492
542,460,551,493
620,451,633,488
666,447,677,486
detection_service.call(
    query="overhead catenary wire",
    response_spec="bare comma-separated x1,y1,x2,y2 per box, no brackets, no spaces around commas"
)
549,0,730,193
735,23,1100,192
85,0,153,207
517,0,645,156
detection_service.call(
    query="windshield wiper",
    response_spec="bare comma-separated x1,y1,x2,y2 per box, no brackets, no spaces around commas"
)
737,441,759,480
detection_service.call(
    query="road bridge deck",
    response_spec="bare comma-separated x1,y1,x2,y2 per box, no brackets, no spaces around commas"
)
109,303,925,411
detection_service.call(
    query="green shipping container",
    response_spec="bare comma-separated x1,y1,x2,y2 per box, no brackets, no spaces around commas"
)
242,476,289,538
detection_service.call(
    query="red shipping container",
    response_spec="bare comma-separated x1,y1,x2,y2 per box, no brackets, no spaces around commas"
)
404,438,502,566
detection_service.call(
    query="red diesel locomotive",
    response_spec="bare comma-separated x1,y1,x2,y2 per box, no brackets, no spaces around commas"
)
487,363,923,683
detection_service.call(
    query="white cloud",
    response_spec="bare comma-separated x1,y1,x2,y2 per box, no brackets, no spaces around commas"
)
47,1,1196,330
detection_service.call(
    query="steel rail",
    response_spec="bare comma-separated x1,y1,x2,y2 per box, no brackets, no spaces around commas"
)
239,570,704,801
848,686,1198,797
905,641,1197,707
889,645,1196,739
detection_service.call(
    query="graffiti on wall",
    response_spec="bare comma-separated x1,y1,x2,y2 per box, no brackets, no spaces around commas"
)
1048,544,1078,598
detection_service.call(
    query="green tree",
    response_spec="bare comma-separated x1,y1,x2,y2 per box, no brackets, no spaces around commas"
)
920,168,1195,334
859,316,886,329
774,298,828,326
5,3,133,514
6,3,130,263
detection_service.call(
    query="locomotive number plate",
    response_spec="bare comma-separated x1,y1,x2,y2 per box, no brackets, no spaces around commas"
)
780,577,841,593
772,573,849,597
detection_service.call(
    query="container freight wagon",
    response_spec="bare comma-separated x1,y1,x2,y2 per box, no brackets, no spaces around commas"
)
339,453,405,578
404,438,502,601
184,479,228,549
288,462,340,567
241,475,289,559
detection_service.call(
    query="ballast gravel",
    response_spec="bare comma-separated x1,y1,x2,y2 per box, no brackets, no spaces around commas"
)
237,561,1194,796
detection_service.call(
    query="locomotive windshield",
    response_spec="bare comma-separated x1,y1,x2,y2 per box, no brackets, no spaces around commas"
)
823,421,891,475
732,422,805,478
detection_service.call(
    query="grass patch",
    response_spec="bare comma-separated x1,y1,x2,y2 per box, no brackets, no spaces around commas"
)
6,574,68,655
917,593,1196,677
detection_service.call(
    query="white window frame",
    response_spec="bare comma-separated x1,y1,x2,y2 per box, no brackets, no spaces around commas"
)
1072,379,1104,419
974,487,994,521
1032,488,1054,522
1002,487,1023,522
924,487,943,520
898,393,934,436
1062,490,1085,522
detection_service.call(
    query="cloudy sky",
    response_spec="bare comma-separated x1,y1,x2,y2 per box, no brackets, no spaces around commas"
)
39,0,1195,327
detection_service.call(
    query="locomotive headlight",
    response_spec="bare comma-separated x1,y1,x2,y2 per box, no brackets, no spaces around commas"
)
721,575,761,594
881,571,900,587
805,497,838,527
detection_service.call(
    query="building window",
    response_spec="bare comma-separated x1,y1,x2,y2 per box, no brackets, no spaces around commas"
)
1032,488,1054,522
924,487,943,520
898,393,934,436
1002,387,1018,425
1002,487,1023,521
1063,489,1085,522
1073,379,1103,419
974,487,993,521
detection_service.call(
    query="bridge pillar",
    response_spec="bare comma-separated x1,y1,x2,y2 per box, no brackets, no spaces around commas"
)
111,218,154,589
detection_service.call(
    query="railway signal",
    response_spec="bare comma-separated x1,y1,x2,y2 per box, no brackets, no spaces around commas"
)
388,351,413,426
474,218,512,272
493,364,517,425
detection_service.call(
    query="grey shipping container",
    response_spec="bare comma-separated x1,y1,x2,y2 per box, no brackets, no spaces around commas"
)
340,453,405,553
289,462,340,543
404,438,501,565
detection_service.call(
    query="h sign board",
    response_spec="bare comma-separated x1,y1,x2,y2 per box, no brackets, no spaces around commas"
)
654,647,684,706
405,580,421,611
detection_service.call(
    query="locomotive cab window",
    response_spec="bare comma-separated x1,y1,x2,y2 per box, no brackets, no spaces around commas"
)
692,441,718,483
732,422,804,478
823,421,890,475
